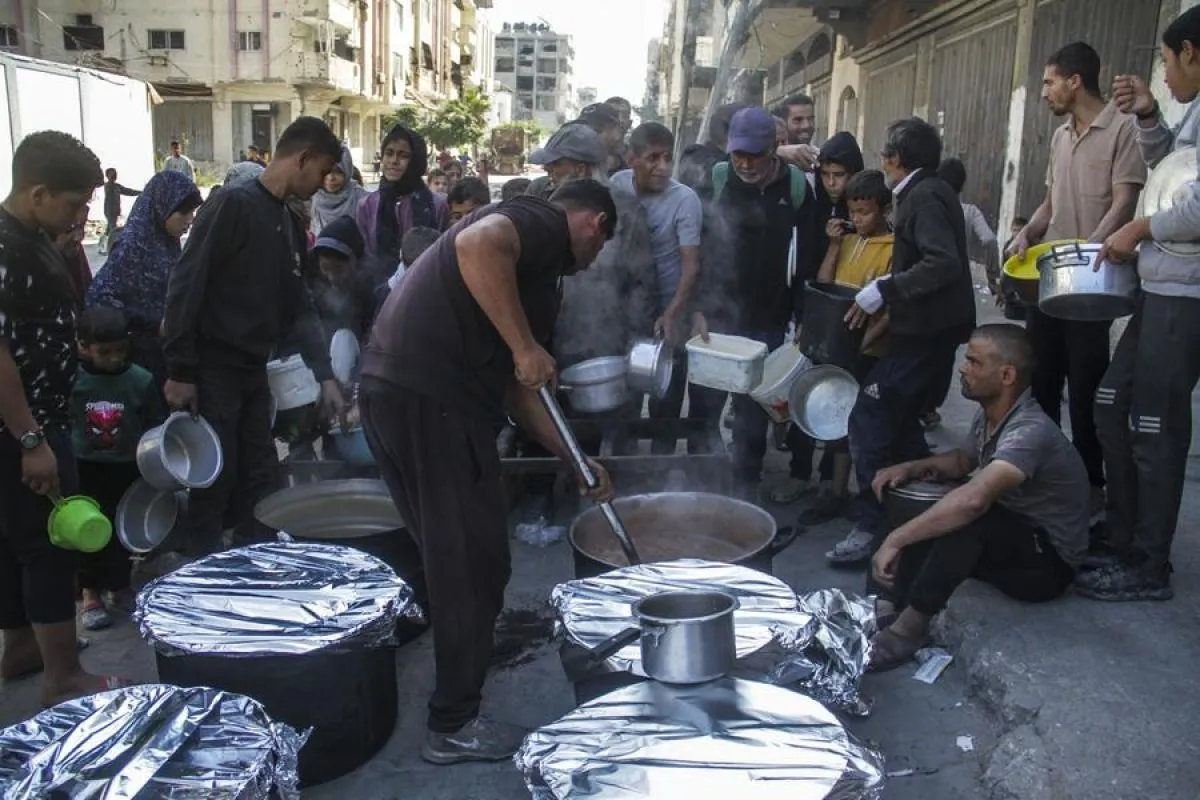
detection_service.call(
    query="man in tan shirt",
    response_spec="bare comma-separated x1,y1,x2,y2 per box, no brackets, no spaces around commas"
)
1009,41,1146,520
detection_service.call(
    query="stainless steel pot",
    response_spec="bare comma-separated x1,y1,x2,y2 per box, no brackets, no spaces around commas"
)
883,480,959,528
582,590,739,684
1037,242,1137,321
788,364,859,441
559,356,630,414
626,336,673,399
136,412,224,491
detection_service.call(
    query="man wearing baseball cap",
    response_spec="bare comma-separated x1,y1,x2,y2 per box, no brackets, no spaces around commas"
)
525,123,609,199
703,106,819,499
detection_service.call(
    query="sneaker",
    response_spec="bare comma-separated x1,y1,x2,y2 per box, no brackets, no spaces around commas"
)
768,477,814,505
798,493,850,526
1074,563,1173,602
826,527,875,567
920,411,942,430
80,604,113,631
421,715,528,765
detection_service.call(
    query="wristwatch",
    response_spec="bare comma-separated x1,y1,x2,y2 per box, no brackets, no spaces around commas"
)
18,428,45,451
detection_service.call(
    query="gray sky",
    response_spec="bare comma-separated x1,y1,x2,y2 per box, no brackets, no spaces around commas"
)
490,0,665,105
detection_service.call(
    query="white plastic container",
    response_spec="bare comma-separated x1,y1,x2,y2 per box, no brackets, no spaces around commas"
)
750,344,813,423
267,355,320,411
685,334,768,394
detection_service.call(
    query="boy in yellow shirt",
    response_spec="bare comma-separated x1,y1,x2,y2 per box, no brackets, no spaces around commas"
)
811,170,896,553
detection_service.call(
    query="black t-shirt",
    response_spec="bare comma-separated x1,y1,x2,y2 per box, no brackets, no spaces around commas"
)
362,196,572,420
0,208,79,433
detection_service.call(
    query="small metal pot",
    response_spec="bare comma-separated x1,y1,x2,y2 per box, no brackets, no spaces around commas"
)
582,590,739,684
626,336,673,399
559,356,630,414
1037,242,1137,321
788,364,859,441
136,412,224,491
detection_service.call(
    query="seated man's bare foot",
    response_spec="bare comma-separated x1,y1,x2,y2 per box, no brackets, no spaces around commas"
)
0,634,42,681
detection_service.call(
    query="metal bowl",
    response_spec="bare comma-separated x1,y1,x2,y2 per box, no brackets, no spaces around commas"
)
255,479,406,538
787,364,859,441
116,479,180,553
626,336,673,399
136,413,224,491
1138,146,1200,258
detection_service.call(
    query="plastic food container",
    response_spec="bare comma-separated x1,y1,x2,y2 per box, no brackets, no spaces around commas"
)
267,355,320,411
750,344,812,423
685,335,768,394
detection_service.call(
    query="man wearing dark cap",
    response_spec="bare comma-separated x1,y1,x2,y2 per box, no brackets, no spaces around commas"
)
578,103,628,175
705,107,818,496
676,102,746,199
362,180,617,764
525,123,609,199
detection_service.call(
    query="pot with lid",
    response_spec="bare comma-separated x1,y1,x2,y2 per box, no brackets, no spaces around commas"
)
1037,242,1137,321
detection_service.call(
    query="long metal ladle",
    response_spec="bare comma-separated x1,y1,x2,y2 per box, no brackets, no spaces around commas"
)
537,385,642,565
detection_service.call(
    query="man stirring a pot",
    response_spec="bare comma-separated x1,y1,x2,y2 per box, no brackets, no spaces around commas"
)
867,325,1089,671
361,179,617,765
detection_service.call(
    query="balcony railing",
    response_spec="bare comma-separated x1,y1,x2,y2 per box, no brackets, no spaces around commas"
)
295,51,361,93
297,0,356,31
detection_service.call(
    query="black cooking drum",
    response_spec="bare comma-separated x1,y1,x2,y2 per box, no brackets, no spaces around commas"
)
136,542,418,787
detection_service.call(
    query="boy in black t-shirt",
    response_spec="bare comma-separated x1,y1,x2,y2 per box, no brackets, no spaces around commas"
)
0,130,126,706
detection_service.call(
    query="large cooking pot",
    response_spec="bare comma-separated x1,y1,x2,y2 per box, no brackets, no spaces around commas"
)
626,336,673,399
1037,242,1137,321
559,356,630,414
883,480,959,528
568,492,797,578
575,590,738,685
797,282,865,370
254,480,429,647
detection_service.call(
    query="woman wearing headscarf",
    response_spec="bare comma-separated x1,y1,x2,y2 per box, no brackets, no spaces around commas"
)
355,125,449,282
312,145,369,234
86,170,203,388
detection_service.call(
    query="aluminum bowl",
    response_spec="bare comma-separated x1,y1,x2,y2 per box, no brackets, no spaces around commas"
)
116,479,180,553
627,336,673,399
788,364,860,441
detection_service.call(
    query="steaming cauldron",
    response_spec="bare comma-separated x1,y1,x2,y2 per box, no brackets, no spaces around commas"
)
568,492,797,579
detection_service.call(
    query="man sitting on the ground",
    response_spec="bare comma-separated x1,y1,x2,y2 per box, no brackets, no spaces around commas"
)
866,324,1089,671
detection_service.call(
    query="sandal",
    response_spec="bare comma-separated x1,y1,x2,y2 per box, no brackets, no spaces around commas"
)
769,478,815,505
867,627,931,673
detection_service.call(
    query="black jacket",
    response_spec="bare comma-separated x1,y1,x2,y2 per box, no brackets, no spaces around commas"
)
879,170,976,346
163,180,332,382
706,159,818,334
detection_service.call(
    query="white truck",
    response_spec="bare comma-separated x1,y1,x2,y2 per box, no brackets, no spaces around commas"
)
0,52,155,223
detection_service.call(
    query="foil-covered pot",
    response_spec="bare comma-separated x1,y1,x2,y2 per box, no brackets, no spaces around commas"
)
551,559,812,679
551,560,874,717
0,684,306,799
515,677,886,799
135,541,421,657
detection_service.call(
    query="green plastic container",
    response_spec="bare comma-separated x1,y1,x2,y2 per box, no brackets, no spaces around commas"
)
48,496,113,553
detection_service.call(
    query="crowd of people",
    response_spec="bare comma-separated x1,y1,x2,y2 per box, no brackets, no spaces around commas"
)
1,4,1199,769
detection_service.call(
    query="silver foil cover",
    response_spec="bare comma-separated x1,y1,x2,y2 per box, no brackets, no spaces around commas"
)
136,541,417,656
551,559,813,678
766,588,877,717
0,684,306,800
515,677,885,800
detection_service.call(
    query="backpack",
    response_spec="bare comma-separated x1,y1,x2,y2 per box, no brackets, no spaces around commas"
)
711,161,808,209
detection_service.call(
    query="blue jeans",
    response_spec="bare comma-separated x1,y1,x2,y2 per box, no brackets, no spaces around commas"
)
849,345,958,536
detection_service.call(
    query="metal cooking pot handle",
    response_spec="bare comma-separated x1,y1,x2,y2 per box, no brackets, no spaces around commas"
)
587,626,642,663
767,526,800,556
